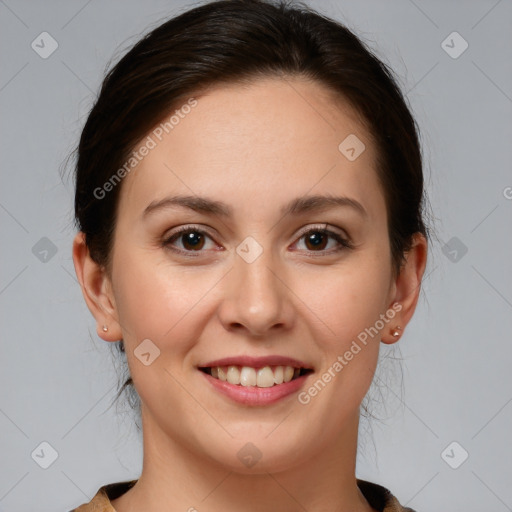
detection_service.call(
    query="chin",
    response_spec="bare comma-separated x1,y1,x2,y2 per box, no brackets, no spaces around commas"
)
203,436,310,475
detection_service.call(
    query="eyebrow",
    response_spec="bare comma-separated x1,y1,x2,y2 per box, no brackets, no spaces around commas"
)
142,193,367,219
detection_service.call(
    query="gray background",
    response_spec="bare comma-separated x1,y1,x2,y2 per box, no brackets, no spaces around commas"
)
1,0,511,510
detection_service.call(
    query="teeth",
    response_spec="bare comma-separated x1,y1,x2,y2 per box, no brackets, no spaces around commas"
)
274,366,284,384
284,366,294,383
256,366,275,388
227,365,241,385
208,365,307,387
240,367,256,386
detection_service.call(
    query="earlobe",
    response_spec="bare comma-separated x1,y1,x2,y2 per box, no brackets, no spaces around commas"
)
390,325,402,338
381,233,427,345
72,231,123,342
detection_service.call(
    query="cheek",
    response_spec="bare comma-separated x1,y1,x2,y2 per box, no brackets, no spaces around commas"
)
111,249,224,353
291,256,392,350
292,261,390,424
110,253,220,410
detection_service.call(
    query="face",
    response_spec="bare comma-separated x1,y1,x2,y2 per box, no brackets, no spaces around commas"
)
79,77,416,474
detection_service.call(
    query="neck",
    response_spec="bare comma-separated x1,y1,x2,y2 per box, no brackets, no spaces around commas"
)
111,408,375,512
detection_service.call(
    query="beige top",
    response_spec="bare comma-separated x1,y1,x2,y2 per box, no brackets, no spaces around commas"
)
70,479,416,511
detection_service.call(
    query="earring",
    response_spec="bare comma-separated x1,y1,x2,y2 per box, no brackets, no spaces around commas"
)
102,325,108,332
391,326,402,337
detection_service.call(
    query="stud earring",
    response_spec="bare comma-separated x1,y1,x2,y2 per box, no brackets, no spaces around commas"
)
392,326,402,337
102,325,108,332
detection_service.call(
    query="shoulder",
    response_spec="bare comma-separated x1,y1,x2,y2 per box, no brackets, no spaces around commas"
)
68,480,137,511
357,478,417,512
70,478,415,511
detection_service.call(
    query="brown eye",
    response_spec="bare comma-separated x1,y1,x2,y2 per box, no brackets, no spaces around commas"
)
163,227,216,253
294,227,352,253
180,231,205,250
304,231,329,251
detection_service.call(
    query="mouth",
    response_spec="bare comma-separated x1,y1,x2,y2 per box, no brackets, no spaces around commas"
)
199,365,313,388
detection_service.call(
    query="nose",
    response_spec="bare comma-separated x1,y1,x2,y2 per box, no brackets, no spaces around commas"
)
217,246,295,337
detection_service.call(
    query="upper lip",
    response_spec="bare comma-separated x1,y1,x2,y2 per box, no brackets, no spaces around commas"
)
199,355,313,370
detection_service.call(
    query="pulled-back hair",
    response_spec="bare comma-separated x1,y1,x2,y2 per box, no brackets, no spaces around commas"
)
72,0,429,417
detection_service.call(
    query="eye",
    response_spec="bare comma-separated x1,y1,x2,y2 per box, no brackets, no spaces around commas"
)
163,226,218,254
162,223,352,257
293,224,352,254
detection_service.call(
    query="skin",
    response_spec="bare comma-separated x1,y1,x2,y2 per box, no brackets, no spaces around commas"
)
73,76,427,512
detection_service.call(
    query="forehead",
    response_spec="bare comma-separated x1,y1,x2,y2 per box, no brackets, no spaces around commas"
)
117,76,383,220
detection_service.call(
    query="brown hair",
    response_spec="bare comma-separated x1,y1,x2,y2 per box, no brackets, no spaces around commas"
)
71,0,429,418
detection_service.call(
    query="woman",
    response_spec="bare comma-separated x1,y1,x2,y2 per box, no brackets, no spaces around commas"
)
70,0,428,510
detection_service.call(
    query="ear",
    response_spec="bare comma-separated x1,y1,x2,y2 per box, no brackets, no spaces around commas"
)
381,233,427,344
72,231,123,342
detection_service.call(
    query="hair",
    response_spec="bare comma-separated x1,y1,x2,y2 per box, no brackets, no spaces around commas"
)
71,0,430,427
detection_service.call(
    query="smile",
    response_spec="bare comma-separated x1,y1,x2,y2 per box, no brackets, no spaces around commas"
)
199,365,313,388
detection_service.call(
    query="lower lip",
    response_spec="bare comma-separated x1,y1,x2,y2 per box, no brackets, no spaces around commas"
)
199,370,310,406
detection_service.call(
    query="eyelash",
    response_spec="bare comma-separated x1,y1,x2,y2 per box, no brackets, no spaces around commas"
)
162,224,353,257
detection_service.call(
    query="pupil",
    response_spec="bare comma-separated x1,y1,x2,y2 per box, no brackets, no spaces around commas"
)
183,232,204,250
307,232,326,250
